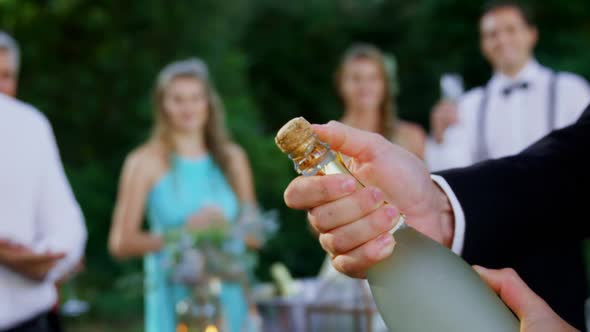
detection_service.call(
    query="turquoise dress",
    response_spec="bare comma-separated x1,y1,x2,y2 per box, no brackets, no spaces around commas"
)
144,154,249,332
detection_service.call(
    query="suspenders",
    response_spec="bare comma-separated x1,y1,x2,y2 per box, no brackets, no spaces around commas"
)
474,71,560,161
475,86,491,162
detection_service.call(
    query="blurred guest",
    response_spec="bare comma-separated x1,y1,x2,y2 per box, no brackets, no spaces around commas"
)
425,1,590,329
109,58,258,332
0,31,87,332
315,43,425,331
337,43,426,158
0,30,82,332
426,1,590,170
0,94,87,330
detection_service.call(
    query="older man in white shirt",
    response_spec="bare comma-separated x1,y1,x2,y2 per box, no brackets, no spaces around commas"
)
426,2,590,171
0,31,86,332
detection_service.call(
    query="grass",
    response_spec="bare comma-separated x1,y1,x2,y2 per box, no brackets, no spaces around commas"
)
63,317,143,332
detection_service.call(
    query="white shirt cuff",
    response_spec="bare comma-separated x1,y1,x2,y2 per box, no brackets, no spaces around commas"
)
431,175,466,255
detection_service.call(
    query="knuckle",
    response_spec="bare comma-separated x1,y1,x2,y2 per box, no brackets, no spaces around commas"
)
363,244,381,265
318,178,333,201
320,232,345,255
307,208,318,228
372,133,389,146
307,208,319,225
307,218,321,235
318,233,331,253
358,188,377,214
284,177,323,209
501,268,519,281
369,208,393,233
308,207,328,233
356,188,373,213
330,233,348,255
283,185,298,208
334,256,355,276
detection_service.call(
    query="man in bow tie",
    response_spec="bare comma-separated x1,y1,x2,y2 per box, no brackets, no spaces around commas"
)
422,2,590,329
426,1,590,170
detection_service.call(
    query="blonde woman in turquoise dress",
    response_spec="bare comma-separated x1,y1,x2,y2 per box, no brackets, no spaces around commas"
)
108,58,259,332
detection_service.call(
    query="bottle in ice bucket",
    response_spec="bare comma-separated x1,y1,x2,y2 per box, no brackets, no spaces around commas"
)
275,117,519,332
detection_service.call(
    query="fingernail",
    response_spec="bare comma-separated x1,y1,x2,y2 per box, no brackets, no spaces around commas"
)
376,234,395,259
377,232,393,246
371,188,383,202
341,179,356,192
385,206,398,218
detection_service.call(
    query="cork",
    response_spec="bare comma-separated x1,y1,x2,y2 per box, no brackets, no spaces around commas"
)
275,117,314,154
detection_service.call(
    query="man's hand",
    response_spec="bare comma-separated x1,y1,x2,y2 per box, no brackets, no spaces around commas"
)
431,100,459,144
284,121,454,278
474,266,579,332
0,239,65,281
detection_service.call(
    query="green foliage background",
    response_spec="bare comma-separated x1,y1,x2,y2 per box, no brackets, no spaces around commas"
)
1,0,589,323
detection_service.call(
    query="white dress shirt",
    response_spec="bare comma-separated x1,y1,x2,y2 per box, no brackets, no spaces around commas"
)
431,175,466,255
426,60,590,171
0,94,86,329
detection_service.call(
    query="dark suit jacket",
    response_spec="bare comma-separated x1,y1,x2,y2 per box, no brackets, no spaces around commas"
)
438,104,590,330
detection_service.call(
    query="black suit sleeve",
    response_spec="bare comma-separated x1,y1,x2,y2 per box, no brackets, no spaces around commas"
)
437,105,590,264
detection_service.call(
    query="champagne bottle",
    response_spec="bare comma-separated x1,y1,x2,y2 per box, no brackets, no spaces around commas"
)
275,117,519,332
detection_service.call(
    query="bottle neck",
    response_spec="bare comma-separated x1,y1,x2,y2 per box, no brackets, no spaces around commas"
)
288,135,335,176
288,134,408,235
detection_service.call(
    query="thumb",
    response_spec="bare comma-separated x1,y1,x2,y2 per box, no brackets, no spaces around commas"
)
312,121,384,162
473,266,549,319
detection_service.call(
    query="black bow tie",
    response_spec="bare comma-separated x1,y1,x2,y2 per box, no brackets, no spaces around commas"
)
502,81,530,97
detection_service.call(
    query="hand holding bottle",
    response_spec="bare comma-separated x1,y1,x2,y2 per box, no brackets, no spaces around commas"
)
281,117,575,331
474,266,579,332
280,118,520,331
284,120,454,278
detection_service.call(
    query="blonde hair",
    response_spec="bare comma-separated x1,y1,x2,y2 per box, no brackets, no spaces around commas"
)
335,43,397,139
151,58,234,184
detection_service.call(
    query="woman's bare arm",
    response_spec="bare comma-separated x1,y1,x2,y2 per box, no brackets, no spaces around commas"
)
108,147,166,259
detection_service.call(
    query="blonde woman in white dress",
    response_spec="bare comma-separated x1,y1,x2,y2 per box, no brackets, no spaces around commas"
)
313,44,426,332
